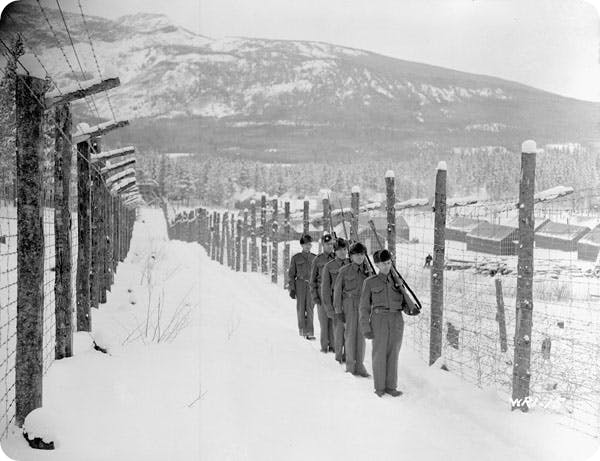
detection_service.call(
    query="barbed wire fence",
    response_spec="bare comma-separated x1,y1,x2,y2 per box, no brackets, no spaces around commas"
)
0,2,141,442
166,144,600,439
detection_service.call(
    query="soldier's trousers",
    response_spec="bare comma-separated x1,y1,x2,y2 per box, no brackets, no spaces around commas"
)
333,315,345,361
296,281,314,336
343,299,367,374
371,311,404,391
316,304,334,351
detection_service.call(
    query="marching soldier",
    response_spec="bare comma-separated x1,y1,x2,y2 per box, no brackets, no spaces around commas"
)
321,238,349,363
310,234,336,353
333,242,373,376
359,249,406,397
289,234,317,340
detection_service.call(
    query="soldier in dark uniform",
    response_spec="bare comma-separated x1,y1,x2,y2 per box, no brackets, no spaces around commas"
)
333,242,373,376
424,253,432,267
359,249,406,397
289,234,317,339
310,234,336,352
321,238,349,363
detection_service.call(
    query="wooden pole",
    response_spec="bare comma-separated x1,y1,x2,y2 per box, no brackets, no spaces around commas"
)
271,197,278,284
76,139,92,332
261,195,268,274
303,198,309,235
429,162,447,366
385,170,396,263
242,209,248,272
495,277,508,353
511,141,536,411
15,74,47,427
283,201,290,289
105,188,114,288
236,218,242,272
220,212,227,265
229,213,235,269
54,103,73,359
351,186,360,242
89,137,103,309
250,201,257,272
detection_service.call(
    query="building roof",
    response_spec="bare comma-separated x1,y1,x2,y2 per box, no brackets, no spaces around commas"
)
447,216,486,233
535,220,590,241
468,222,517,241
579,225,600,246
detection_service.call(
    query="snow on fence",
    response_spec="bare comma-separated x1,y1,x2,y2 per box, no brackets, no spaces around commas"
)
168,143,600,439
0,49,140,444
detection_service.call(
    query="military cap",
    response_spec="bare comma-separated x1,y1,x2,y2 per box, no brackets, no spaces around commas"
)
321,234,333,243
299,234,313,245
348,241,367,255
373,248,392,263
333,238,347,250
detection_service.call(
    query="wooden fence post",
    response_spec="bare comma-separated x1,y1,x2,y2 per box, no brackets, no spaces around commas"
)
230,213,236,270
220,212,227,265
214,212,220,262
105,188,114,289
385,170,396,263
511,140,536,411
271,197,278,284
429,162,447,366
89,137,103,308
236,218,242,272
261,194,268,274
242,209,248,272
15,74,47,426
250,201,257,272
303,198,309,235
76,138,92,332
495,276,508,353
283,201,290,289
54,103,73,359
351,186,360,242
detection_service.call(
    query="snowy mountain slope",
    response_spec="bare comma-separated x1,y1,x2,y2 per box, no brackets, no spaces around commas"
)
1,1,598,157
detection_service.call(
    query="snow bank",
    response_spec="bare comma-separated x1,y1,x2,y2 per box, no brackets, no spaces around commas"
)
22,408,56,444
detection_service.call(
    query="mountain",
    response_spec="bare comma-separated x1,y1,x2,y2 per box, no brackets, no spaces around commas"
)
1,2,599,160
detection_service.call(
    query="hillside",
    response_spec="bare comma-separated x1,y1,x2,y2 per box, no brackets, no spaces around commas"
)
1,1,598,159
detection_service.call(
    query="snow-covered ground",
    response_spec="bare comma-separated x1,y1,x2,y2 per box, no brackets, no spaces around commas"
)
1,208,201,461
4,207,596,460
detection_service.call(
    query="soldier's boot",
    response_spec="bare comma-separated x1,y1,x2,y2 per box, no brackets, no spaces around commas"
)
375,390,385,397
385,389,403,397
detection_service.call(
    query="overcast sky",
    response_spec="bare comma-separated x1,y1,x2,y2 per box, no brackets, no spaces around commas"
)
33,0,600,102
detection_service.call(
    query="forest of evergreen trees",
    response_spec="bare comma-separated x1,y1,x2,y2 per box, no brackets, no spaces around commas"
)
138,143,600,209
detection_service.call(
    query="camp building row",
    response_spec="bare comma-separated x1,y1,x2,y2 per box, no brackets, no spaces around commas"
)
446,216,600,261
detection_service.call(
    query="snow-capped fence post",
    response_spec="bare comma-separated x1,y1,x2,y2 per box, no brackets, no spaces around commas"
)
429,162,447,366
15,73,48,427
261,194,268,275
495,277,508,353
303,198,309,235
511,140,536,411
271,197,278,284
283,201,290,289
242,209,248,272
351,186,360,241
385,170,396,263
236,218,242,272
53,103,73,360
250,200,257,272
76,137,93,332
